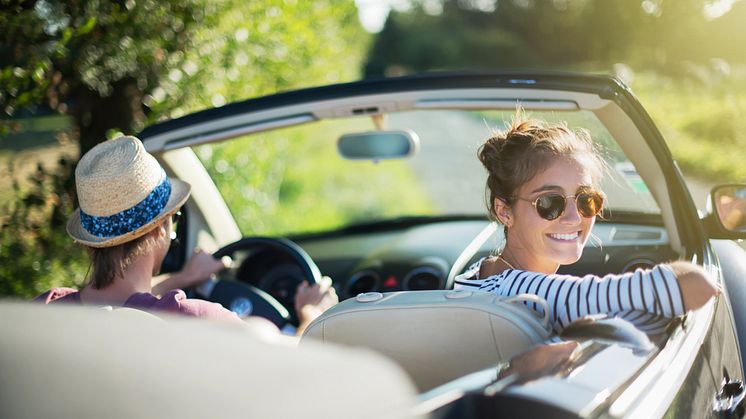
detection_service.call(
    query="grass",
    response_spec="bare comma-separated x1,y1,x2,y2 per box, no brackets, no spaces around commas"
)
0,115,77,207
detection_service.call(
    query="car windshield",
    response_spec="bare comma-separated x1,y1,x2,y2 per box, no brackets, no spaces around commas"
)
194,109,660,237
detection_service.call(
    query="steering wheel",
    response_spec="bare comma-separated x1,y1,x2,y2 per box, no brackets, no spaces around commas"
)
198,237,322,330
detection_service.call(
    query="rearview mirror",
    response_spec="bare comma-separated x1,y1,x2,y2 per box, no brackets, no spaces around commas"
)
707,184,746,238
337,130,420,160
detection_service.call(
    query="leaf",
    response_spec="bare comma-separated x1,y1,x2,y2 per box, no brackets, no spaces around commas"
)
76,17,97,36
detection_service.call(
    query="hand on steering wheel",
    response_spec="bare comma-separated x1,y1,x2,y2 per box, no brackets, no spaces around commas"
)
194,237,325,332
178,248,232,289
295,276,338,334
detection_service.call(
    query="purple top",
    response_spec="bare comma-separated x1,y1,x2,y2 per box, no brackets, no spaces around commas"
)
35,287,244,325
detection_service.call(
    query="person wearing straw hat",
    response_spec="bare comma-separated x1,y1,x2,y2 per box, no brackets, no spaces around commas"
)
35,136,337,331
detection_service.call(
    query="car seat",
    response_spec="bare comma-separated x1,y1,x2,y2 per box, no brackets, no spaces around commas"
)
300,289,552,391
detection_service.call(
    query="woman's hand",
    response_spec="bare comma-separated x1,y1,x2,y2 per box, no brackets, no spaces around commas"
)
670,261,721,311
294,276,338,335
499,341,580,382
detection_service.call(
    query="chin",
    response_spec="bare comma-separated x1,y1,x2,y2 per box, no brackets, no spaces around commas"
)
552,248,585,266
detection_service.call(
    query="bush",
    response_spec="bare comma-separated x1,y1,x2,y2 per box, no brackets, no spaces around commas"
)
0,157,87,298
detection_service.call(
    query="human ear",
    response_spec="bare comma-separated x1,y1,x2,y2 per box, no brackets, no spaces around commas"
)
494,198,513,227
156,221,168,238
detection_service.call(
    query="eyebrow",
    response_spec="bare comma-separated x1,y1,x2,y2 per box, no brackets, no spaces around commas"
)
530,185,563,194
530,184,594,194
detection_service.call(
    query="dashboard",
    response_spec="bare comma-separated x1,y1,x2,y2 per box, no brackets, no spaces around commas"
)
231,217,679,303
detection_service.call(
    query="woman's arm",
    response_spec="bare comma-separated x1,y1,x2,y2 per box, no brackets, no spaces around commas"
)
484,262,718,333
669,261,720,311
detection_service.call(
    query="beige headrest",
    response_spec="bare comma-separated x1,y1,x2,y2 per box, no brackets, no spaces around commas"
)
301,290,551,391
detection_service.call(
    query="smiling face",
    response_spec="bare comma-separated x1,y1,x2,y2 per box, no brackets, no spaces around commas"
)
498,155,600,273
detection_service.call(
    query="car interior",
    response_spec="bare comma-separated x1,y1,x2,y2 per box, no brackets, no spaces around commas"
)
5,76,740,419
142,85,701,396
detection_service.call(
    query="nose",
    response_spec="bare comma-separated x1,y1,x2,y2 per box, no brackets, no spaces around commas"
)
560,196,582,224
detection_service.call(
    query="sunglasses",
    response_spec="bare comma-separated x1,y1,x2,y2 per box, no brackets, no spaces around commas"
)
517,191,605,221
171,210,182,226
169,210,182,241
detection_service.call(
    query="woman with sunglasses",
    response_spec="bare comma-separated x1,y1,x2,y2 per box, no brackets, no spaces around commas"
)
454,116,719,334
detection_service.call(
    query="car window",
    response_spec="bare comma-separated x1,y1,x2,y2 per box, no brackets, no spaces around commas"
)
195,109,660,236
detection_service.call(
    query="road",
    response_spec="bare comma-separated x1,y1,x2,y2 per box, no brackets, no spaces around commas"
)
389,110,743,250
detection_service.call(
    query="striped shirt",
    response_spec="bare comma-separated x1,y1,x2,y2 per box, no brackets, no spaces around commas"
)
454,258,685,335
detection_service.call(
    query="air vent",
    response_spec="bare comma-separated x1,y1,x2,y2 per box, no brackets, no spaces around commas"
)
345,270,381,297
352,107,380,115
403,267,444,291
612,230,662,241
622,259,656,273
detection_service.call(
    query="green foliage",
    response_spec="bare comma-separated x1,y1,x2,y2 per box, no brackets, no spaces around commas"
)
0,0,207,146
148,0,367,119
631,70,746,182
0,0,368,297
364,0,746,76
197,120,433,236
0,157,87,298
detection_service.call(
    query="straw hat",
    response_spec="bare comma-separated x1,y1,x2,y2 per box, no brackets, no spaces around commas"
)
67,136,191,248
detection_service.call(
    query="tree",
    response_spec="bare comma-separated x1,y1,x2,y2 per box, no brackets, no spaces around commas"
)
0,0,367,298
363,0,739,77
1,0,208,154
1,0,367,156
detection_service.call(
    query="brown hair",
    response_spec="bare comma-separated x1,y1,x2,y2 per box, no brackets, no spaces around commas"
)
85,228,161,289
478,113,605,229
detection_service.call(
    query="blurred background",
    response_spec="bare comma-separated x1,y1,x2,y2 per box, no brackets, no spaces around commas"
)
1,0,744,297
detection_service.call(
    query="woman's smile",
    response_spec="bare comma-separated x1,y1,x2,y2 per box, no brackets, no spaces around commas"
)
547,231,580,242
503,156,598,273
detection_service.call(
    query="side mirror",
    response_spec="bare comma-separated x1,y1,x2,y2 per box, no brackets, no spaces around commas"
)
706,184,746,239
337,130,420,161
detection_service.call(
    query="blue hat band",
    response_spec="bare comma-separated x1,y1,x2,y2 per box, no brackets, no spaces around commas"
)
80,176,172,238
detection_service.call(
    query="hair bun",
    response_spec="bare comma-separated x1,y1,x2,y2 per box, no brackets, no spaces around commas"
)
477,110,605,227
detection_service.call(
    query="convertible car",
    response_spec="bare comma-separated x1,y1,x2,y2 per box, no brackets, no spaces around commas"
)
3,72,746,418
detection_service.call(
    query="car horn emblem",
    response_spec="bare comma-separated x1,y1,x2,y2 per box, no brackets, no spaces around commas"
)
229,297,253,318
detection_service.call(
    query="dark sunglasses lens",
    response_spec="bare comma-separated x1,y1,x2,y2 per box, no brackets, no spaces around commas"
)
535,194,566,220
171,211,181,225
577,193,603,217
169,211,182,241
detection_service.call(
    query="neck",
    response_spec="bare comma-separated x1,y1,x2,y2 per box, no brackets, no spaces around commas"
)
80,254,156,306
500,244,559,275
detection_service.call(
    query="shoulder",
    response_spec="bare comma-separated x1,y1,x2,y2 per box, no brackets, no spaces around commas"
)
34,288,80,304
453,257,488,290
127,290,243,324
454,257,518,290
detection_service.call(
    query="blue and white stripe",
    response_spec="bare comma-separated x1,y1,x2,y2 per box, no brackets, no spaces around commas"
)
454,258,685,335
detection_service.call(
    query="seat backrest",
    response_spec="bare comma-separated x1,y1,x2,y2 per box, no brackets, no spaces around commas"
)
0,301,420,419
301,290,552,391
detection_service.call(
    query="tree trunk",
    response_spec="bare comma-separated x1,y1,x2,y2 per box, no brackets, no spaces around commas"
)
71,77,146,157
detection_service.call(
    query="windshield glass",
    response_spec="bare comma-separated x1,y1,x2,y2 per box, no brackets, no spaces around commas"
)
195,109,660,236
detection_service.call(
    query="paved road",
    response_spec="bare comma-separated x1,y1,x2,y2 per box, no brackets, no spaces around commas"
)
391,110,676,216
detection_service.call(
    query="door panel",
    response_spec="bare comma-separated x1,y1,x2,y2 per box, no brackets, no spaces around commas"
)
663,349,717,418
